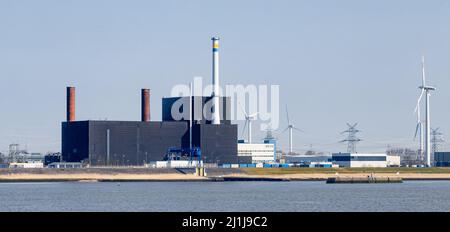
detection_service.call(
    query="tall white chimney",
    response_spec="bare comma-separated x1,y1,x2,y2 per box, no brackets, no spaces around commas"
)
211,37,221,125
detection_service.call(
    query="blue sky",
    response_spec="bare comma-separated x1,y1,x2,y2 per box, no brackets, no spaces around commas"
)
1,0,449,154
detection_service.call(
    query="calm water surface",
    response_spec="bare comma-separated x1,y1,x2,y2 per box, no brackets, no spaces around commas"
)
0,181,449,212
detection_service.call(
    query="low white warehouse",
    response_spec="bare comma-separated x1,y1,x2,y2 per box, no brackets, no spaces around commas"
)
386,155,401,167
331,153,387,168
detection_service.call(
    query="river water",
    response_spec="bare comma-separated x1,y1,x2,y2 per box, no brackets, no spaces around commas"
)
0,181,449,212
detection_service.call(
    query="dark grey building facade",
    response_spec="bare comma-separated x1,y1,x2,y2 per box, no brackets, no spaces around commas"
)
61,87,244,166
191,124,250,164
61,120,247,165
62,121,189,166
435,152,450,167
161,96,249,163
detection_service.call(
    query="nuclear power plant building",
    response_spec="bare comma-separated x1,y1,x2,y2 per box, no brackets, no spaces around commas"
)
62,37,251,166
61,89,248,166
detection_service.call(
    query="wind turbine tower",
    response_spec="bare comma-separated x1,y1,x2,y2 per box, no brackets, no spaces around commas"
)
239,102,258,144
283,106,302,154
419,56,436,167
414,93,424,161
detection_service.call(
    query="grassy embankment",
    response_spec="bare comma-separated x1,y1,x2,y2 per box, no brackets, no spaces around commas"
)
242,167,450,175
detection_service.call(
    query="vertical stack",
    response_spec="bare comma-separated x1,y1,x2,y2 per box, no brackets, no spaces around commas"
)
67,87,75,122
141,89,150,122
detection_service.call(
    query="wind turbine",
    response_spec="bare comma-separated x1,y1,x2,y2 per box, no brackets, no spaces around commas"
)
418,56,436,167
414,59,425,161
239,102,258,144
283,105,303,155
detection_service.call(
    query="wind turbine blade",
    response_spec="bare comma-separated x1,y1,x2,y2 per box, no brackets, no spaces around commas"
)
416,89,424,110
414,123,420,140
422,56,426,86
293,127,304,133
346,123,352,128
241,120,248,139
353,123,358,128
414,97,422,115
282,127,289,133
286,105,290,125
238,101,248,117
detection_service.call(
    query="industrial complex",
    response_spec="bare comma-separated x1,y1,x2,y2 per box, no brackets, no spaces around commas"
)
0,38,449,170
62,37,250,166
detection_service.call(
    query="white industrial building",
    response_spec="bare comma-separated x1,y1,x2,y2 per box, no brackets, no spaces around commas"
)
331,153,388,168
151,160,203,168
284,155,331,164
47,162,82,169
9,162,44,169
238,143,275,163
386,155,401,167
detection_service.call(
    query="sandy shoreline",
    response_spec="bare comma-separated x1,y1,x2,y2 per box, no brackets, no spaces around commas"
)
0,173,208,182
1,172,450,182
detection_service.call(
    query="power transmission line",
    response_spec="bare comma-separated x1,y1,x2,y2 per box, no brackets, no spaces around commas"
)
431,128,445,154
340,123,362,153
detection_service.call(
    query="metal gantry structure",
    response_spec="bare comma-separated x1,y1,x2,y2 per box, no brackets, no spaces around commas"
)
431,127,445,155
264,125,276,141
7,144,28,163
340,123,362,153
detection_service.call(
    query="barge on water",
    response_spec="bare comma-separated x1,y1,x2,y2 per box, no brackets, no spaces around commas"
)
326,176,403,184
